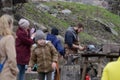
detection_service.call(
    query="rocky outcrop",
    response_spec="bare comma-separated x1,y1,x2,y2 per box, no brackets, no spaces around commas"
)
93,18,118,36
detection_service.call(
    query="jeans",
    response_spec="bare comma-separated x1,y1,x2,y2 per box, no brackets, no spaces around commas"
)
17,64,26,80
38,72,52,80
52,70,56,80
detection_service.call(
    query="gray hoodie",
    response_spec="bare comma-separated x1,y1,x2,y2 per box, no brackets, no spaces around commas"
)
66,27,78,40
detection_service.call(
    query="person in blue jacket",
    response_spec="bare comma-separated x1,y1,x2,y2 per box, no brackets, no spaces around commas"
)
46,27,64,56
46,27,64,80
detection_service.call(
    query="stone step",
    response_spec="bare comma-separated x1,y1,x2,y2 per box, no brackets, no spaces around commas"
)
25,71,39,80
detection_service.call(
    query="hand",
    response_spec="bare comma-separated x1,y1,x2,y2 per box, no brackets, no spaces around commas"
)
11,69,19,76
31,33,36,39
27,67,32,72
10,68,19,76
52,62,56,70
79,45,86,51
30,28,36,34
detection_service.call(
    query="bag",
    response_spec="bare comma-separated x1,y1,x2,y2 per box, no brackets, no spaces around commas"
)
0,64,4,72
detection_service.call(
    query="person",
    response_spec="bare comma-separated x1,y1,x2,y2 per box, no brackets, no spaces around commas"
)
46,27,64,56
101,52,120,80
0,14,19,80
65,23,85,54
64,23,85,63
27,30,58,80
46,27,64,80
16,18,34,80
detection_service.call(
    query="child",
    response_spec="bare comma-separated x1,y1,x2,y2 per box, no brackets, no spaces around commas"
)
27,30,58,80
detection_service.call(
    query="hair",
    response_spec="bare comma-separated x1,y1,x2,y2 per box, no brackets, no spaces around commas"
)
51,27,59,35
18,18,30,29
0,14,13,36
76,23,84,28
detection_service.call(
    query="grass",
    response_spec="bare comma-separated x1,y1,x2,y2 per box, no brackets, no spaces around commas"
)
18,1,120,44
43,1,120,27
23,3,69,29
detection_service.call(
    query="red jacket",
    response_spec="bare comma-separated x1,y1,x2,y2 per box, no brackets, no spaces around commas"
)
16,27,34,65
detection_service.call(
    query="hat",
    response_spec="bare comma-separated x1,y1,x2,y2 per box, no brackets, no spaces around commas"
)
18,18,30,28
51,27,59,35
35,30,46,42
87,44,96,52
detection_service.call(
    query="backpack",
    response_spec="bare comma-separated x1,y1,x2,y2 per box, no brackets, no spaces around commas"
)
46,34,65,56
0,36,7,73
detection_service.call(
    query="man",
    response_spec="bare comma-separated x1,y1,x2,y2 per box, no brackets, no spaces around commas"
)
101,52,120,80
64,23,85,56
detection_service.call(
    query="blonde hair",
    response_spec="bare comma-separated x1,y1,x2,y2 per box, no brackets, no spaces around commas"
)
0,14,14,36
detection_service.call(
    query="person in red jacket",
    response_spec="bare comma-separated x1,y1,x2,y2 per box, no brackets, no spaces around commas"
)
16,18,34,80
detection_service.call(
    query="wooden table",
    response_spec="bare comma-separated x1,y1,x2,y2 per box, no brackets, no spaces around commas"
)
81,53,106,80
106,54,119,61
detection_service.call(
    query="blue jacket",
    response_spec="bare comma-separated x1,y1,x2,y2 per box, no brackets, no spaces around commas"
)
46,34,64,56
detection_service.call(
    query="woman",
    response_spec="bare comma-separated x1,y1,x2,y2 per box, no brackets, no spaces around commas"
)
16,18,34,80
0,14,19,80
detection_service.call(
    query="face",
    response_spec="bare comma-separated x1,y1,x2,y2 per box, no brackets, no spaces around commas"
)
26,26,30,30
37,39,45,46
77,27,83,33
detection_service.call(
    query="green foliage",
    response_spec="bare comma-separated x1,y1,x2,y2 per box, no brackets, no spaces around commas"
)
20,1,120,44
43,1,120,43
43,1,120,26
23,3,69,29
79,32,98,44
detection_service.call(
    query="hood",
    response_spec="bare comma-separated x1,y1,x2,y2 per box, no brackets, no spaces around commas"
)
16,27,30,37
67,27,77,39
46,34,57,43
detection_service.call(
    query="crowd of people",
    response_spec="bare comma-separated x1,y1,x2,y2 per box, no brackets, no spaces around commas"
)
0,14,119,80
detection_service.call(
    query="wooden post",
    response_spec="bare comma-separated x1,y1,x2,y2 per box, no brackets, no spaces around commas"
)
97,57,103,78
81,57,88,80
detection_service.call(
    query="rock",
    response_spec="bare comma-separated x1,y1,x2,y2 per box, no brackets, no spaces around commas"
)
93,18,118,36
36,4,50,12
31,21,48,31
102,43,120,54
61,9,72,14
51,13,57,17
61,65,81,80
24,71,38,80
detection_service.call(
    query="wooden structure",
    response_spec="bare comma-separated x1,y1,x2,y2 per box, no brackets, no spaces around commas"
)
81,53,106,80
81,43,120,80
60,65,81,80
23,43,120,80
103,43,120,61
